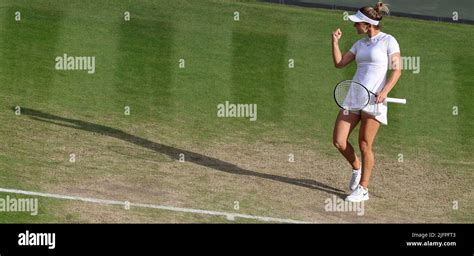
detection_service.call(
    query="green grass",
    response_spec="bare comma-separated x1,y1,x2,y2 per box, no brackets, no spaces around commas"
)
0,192,69,223
0,0,473,223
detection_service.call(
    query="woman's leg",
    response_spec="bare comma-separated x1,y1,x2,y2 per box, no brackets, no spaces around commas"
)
358,112,381,188
333,110,361,170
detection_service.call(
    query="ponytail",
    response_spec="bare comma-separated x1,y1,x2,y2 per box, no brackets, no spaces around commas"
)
374,1,390,19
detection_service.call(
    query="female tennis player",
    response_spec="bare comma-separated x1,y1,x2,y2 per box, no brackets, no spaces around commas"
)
331,2,402,202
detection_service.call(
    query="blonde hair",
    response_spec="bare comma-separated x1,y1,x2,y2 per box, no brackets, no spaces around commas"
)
360,2,390,28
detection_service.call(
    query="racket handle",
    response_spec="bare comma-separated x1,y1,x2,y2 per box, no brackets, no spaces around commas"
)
385,98,407,104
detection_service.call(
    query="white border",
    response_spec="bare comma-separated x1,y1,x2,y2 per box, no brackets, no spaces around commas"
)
0,188,309,223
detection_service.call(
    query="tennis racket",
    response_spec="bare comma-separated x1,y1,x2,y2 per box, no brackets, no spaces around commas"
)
334,80,406,115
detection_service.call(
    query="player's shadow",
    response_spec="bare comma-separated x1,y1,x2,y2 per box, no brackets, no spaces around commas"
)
17,107,346,198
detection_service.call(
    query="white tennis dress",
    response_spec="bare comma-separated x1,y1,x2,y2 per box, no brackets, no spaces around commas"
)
349,32,400,125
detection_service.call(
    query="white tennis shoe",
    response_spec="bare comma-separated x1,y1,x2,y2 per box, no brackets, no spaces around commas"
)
346,185,369,202
349,168,361,191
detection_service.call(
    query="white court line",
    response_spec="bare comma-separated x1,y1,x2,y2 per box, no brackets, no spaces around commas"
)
0,188,309,223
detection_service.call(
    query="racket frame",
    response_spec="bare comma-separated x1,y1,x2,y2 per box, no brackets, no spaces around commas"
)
334,80,406,113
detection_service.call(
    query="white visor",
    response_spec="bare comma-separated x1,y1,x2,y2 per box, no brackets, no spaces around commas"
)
348,10,380,26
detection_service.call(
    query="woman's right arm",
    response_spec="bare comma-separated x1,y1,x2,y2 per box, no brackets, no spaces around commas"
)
332,28,355,69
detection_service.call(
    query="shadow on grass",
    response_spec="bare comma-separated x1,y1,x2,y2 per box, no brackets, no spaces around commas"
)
17,107,346,197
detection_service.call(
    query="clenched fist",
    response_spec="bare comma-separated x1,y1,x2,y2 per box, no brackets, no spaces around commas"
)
332,28,342,43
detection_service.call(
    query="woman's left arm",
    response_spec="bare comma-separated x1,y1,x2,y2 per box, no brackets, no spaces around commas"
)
376,53,402,103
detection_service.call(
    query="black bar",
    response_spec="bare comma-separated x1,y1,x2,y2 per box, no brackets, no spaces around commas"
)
0,224,473,255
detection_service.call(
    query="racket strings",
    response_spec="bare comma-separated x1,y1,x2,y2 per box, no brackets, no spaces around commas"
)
334,81,370,110
334,83,351,106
